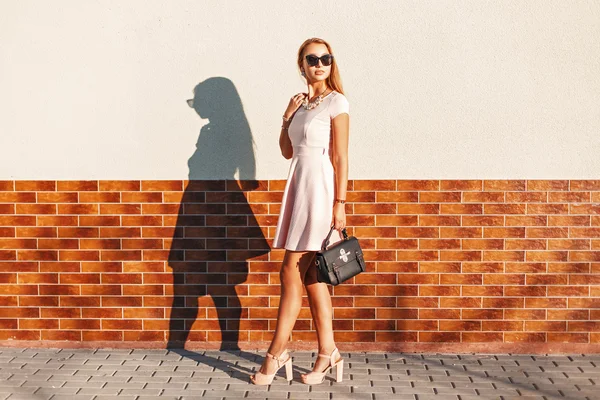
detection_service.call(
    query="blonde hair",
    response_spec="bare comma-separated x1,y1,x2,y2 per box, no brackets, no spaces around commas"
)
297,38,344,95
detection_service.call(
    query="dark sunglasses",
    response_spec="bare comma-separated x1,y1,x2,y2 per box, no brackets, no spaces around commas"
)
305,54,334,67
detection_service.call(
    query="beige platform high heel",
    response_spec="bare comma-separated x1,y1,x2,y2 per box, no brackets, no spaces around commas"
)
300,347,343,384
250,349,293,385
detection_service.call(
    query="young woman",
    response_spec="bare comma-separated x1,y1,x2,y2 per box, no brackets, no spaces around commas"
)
250,37,350,386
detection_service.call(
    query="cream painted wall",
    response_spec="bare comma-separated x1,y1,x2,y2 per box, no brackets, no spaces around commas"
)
1,0,599,179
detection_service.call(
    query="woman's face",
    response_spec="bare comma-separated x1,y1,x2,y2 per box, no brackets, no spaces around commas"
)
302,43,332,83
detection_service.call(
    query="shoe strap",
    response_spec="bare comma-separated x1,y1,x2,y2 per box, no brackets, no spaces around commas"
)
266,350,289,367
317,347,340,365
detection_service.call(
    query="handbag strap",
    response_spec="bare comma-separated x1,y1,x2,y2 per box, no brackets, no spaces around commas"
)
321,226,349,250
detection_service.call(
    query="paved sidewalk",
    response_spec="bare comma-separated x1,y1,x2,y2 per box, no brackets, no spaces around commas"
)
0,348,597,399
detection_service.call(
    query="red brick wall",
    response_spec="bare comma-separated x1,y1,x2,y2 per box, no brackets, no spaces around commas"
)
0,180,599,352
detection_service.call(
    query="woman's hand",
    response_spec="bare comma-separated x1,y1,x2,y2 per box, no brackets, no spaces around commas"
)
284,93,307,119
332,202,346,231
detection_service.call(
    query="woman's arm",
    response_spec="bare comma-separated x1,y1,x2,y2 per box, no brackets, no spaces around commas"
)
331,113,349,230
279,118,293,159
280,93,307,159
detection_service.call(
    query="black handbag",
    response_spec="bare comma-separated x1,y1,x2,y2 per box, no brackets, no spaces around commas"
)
315,227,365,286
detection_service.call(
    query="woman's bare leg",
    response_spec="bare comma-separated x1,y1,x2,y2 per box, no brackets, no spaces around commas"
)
255,250,314,375
303,260,340,372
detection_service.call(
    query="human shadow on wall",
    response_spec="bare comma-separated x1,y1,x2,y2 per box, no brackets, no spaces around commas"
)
166,77,270,352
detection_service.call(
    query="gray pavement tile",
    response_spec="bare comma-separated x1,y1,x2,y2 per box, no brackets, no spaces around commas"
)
92,397,137,400
136,397,180,400
288,393,330,399
76,388,121,395
331,393,374,399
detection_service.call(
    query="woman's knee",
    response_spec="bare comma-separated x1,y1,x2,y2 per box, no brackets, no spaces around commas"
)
279,253,303,286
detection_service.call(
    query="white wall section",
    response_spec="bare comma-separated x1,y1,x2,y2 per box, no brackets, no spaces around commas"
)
1,0,599,179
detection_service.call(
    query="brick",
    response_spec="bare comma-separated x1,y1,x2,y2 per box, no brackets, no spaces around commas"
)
17,273,58,284
419,262,460,273
526,274,568,285
0,216,37,227
484,203,526,214
376,239,417,249
548,309,589,320
57,180,98,191
0,227,16,238
420,215,462,227
525,321,566,332
548,286,589,297
482,250,523,261
101,204,141,214
547,332,589,343
463,191,504,202
462,262,503,273
16,203,56,214
525,298,566,308
483,274,524,285
440,180,482,191
0,239,36,249
483,297,524,308
440,273,482,284
462,309,502,320
140,180,182,191
568,321,600,332
505,262,547,273
504,309,545,320
419,309,460,319
37,238,79,250
375,191,417,202
484,180,526,191
527,180,569,191
506,239,546,250
462,286,503,296
440,297,481,308
355,203,396,214
59,250,99,261
549,215,590,226
17,250,58,261
506,191,548,202
463,332,504,342
419,239,461,249
419,332,460,342
504,286,546,296
38,215,78,225
15,180,56,191
440,250,481,261
396,180,439,191
40,261,80,272
549,262,590,273
355,180,396,190
439,321,481,331
420,285,460,296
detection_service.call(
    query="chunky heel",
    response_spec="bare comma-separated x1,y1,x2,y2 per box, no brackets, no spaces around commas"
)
284,358,293,381
335,359,344,382
300,347,343,385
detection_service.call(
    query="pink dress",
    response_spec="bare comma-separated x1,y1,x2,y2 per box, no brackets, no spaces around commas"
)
272,91,350,251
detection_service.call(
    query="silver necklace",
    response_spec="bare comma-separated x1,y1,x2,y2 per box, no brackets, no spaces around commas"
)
302,89,330,110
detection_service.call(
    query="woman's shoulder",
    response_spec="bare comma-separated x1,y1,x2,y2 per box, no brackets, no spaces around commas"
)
328,91,350,118
328,91,348,104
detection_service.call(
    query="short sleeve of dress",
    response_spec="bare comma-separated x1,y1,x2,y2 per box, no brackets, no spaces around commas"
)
328,93,349,119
